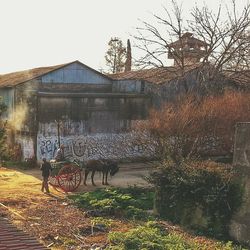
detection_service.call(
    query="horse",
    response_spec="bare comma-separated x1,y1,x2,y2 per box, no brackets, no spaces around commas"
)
83,159,119,186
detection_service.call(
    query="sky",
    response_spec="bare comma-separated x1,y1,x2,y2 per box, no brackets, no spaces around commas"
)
0,0,248,74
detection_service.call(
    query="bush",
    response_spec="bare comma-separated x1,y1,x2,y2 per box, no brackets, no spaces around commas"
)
147,161,243,239
106,221,244,250
1,158,37,169
70,186,154,220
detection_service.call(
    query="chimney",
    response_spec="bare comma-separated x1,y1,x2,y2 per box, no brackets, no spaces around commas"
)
125,39,132,72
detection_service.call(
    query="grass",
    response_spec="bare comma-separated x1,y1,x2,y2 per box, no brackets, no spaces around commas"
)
69,186,247,250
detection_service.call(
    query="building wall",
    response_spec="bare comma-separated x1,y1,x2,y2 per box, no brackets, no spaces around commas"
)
3,62,152,161
14,80,39,134
112,79,142,93
0,88,14,119
41,62,112,84
37,132,155,161
36,94,150,160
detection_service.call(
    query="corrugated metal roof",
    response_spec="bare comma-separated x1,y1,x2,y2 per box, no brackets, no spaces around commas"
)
0,62,72,87
0,217,48,250
0,60,113,88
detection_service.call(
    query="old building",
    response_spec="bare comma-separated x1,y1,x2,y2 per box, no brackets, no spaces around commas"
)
0,61,152,161
111,33,250,105
0,34,248,161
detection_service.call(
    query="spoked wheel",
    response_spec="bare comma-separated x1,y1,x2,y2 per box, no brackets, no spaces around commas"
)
57,163,82,192
48,175,59,187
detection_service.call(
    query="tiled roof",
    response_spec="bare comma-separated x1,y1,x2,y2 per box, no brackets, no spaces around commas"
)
169,32,208,47
109,64,250,87
223,70,250,88
0,217,48,250
0,62,73,87
109,64,200,85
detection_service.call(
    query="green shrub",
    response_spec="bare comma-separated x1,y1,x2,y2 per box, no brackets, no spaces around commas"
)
106,221,243,250
91,217,114,228
70,187,154,220
147,161,243,239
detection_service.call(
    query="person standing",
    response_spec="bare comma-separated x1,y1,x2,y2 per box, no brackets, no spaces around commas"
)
40,158,52,193
54,144,65,162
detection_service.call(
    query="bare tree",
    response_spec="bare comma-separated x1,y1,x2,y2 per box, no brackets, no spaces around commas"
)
134,0,250,77
134,0,186,70
190,0,250,72
105,37,126,73
223,32,250,71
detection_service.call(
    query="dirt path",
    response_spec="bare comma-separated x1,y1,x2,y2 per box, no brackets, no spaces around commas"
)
0,162,152,249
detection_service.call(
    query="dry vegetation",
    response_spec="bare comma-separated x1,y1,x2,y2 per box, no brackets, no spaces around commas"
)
0,166,242,250
144,91,250,159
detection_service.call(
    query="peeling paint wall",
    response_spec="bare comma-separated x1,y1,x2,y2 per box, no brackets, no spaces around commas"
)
16,136,35,159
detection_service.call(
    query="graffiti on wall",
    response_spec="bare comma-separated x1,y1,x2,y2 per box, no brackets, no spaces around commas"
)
37,132,155,161
39,121,87,136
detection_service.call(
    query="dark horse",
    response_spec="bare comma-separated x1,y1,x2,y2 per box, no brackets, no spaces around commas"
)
83,159,119,186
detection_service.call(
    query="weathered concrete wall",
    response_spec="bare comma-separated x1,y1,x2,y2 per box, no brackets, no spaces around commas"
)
37,95,149,132
37,132,155,161
230,122,250,246
14,80,39,134
16,135,35,159
36,93,151,160
0,88,14,119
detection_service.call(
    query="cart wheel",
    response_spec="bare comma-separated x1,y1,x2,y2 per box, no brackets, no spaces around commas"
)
57,163,82,192
48,175,59,187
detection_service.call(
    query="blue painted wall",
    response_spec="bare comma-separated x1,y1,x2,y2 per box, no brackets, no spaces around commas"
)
41,62,112,84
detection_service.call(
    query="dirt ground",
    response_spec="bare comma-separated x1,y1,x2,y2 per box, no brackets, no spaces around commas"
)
0,162,152,249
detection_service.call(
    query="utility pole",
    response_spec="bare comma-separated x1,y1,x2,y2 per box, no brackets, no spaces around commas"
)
55,120,61,147
111,38,119,73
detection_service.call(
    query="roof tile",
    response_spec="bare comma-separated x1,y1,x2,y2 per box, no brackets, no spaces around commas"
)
108,64,200,85
0,218,48,250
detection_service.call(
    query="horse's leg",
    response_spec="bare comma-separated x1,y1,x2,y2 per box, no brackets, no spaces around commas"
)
91,170,96,186
84,170,89,185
